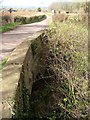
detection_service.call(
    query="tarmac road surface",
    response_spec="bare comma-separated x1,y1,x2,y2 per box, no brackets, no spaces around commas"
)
0,15,51,61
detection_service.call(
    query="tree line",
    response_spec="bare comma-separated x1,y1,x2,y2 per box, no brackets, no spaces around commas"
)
49,2,89,13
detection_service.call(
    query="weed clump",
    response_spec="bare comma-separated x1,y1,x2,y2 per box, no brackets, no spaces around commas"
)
29,21,88,119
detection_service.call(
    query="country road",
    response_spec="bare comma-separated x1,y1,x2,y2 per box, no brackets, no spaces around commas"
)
0,15,51,61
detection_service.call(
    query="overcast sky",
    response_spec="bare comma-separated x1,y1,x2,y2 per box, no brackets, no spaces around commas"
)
0,0,89,7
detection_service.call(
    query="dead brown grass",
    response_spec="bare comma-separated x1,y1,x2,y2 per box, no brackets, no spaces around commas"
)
0,10,43,18
52,13,69,22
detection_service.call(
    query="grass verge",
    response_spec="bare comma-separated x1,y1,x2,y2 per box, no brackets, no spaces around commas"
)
0,22,21,33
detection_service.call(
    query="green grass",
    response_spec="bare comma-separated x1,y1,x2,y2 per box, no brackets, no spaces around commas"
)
0,58,8,70
0,22,21,33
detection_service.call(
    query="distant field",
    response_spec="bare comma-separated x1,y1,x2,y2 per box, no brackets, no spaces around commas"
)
0,10,44,17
